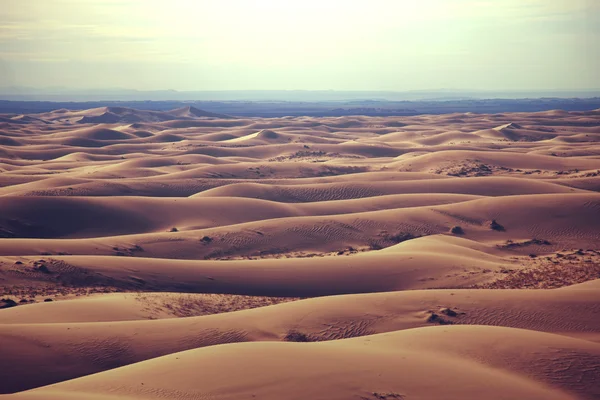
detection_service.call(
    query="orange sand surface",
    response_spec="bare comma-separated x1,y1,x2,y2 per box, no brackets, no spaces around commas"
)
1,106,599,399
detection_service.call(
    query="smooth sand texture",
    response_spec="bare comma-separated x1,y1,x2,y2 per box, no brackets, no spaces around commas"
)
1,107,599,399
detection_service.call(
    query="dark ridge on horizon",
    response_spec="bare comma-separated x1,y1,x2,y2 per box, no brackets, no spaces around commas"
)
1,97,600,117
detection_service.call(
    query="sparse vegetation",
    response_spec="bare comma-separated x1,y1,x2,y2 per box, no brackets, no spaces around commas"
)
499,238,551,249
284,330,315,342
426,312,455,325
388,232,418,244
475,249,600,289
490,219,505,231
36,264,51,274
368,393,405,400
0,298,18,309
439,307,458,317
450,226,464,234
369,242,383,250
136,293,300,318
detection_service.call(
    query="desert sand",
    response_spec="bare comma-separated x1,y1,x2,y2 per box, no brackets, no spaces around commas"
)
0,105,599,399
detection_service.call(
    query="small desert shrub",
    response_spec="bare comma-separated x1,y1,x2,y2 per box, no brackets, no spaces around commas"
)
0,298,18,309
450,226,464,234
490,219,505,231
439,307,458,317
369,242,383,250
426,312,454,325
37,264,51,274
388,232,417,243
284,330,315,342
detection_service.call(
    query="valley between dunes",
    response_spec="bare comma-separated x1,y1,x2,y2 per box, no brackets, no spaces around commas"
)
1,105,599,399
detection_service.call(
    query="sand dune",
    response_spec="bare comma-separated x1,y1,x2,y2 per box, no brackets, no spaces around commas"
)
167,105,233,119
391,149,600,173
1,107,599,398
0,193,487,238
33,106,232,124
4,327,598,400
192,177,583,201
1,193,596,261
1,282,599,394
0,238,515,296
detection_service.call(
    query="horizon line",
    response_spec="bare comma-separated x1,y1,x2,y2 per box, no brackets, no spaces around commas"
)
2,87,600,93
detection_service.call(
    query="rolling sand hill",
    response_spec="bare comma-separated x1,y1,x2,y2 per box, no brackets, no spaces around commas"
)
0,107,599,399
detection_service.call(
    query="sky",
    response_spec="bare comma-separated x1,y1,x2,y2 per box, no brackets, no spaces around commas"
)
0,0,599,91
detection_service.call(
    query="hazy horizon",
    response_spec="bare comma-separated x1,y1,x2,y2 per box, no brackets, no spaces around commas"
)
1,0,599,92
3,87,600,104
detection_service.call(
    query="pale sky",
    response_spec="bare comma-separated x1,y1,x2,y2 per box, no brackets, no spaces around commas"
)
0,0,598,91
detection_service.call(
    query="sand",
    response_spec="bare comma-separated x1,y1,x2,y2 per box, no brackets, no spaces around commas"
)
0,106,599,399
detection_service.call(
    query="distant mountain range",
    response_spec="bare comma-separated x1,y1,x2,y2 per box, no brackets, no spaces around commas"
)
1,87,600,102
